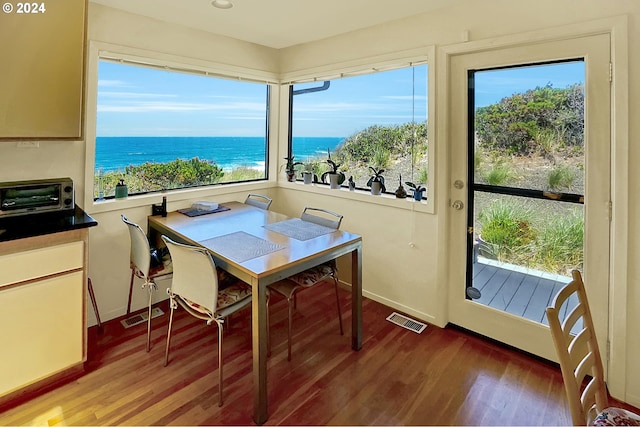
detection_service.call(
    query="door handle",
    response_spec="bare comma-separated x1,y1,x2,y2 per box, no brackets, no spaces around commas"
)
452,200,464,210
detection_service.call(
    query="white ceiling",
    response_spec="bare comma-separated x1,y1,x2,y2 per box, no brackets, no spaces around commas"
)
90,0,460,49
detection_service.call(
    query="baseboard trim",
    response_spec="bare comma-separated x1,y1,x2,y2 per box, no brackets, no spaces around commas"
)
0,363,85,413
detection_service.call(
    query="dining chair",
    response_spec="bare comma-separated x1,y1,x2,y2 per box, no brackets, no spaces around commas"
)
546,270,640,426
244,193,272,210
121,214,173,352
161,235,252,407
268,207,344,361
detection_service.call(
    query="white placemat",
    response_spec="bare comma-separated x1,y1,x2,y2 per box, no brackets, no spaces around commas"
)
200,231,284,263
263,218,335,241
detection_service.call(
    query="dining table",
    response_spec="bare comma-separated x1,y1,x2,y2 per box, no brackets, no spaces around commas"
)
147,201,363,424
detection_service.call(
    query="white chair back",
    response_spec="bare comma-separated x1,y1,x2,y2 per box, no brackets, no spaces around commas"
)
162,236,219,314
244,193,272,210
121,214,152,279
300,207,343,230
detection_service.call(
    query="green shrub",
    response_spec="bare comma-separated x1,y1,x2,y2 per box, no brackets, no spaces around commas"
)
477,198,584,275
372,147,391,169
531,208,583,274
418,167,428,184
220,166,264,182
475,84,584,155
478,200,536,261
126,157,224,191
547,165,576,190
484,160,514,186
95,157,224,197
335,122,427,164
534,128,560,157
474,150,483,172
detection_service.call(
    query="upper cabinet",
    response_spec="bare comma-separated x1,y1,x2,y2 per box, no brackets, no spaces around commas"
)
0,0,87,140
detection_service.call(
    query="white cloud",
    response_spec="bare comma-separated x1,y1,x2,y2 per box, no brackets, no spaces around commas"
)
382,95,428,101
97,79,129,88
294,101,385,113
99,91,177,99
97,100,266,113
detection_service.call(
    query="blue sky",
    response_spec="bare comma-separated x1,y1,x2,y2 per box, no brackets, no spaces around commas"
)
474,60,584,107
97,60,584,137
291,66,428,137
97,61,268,137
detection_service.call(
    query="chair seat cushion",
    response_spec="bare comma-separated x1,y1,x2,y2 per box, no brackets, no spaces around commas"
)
217,281,252,310
181,282,252,316
594,407,640,426
286,262,336,287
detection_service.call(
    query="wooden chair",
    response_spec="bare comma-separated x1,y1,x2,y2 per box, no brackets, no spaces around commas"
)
161,235,252,407
268,207,344,361
244,193,272,210
546,270,640,426
121,214,173,352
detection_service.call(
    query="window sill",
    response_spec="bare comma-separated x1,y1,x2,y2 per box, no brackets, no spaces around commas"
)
85,181,276,215
279,180,434,214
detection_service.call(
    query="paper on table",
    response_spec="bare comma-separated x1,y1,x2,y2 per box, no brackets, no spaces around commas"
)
192,201,219,211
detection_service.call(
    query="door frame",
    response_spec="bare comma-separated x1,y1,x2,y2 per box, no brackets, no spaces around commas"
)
451,33,609,376
435,16,629,401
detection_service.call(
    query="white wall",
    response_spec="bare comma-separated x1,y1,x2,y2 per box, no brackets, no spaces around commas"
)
272,185,442,324
1,0,638,408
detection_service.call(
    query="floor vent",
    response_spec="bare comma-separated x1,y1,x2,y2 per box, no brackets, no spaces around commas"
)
121,307,164,329
386,312,427,334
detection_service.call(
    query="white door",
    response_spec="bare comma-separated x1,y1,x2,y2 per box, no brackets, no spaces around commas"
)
447,34,611,362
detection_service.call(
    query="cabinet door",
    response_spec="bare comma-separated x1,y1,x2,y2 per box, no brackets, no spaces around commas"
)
0,0,86,139
0,241,84,289
0,271,84,396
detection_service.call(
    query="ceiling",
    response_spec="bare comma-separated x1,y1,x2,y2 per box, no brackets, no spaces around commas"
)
90,0,460,49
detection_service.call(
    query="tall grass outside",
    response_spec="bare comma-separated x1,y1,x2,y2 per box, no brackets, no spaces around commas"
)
476,197,583,275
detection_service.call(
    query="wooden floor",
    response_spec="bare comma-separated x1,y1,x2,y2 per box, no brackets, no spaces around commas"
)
0,283,633,426
473,259,576,325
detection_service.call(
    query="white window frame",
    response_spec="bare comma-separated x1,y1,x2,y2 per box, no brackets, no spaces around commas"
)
84,41,280,214
279,46,436,215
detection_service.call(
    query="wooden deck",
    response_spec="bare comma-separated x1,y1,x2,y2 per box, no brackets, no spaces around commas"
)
472,259,579,326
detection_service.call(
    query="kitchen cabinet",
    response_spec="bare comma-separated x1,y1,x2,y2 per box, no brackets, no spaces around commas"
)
0,229,89,401
0,0,87,139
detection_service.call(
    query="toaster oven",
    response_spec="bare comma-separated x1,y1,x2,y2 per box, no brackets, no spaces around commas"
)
0,178,74,218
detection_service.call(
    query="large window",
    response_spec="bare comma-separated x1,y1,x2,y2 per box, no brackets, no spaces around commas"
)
94,59,269,199
289,64,428,195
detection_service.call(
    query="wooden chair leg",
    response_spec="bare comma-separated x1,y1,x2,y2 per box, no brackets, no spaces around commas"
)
87,278,103,332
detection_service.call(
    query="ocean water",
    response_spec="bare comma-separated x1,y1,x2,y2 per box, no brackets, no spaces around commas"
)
95,136,344,173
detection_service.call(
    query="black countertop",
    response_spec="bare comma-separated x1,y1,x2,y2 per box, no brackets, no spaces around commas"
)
0,205,98,243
